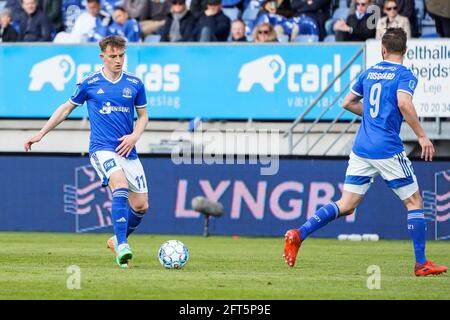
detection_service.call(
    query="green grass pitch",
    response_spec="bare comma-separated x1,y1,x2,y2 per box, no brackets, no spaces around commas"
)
0,232,448,300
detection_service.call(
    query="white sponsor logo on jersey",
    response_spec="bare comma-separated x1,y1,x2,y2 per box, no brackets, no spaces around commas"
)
99,102,130,114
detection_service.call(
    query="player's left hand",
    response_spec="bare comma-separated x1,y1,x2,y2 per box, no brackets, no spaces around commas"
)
116,134,138,158
418,136,434,161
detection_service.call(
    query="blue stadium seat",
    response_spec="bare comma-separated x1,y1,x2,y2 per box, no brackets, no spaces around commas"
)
242,7,259,23
339,0,348,8
223,7,241,21
421,32,439,38
294,34,319,42
222,0,241,7
324,34,336,42
332,7,349,20
0,1,6,10
277,34,289,43
415,0,425,21
420,12,437,37
294,15,319,36
144,34,161,42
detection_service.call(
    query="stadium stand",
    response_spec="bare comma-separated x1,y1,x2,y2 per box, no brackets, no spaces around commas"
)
1,0,446,43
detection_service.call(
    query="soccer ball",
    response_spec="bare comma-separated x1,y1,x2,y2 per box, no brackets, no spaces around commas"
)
158,240,189,269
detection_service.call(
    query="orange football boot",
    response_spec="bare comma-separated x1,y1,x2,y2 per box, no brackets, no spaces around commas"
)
107,236,130,268
415,260,448,276
107,236,117,255
284,229,302,267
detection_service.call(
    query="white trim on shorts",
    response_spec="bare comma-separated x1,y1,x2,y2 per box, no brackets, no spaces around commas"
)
89,150,148,193
343,151,418,200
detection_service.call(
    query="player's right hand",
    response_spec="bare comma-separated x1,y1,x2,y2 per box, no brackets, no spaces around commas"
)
418,136,434,161
24,135,42,152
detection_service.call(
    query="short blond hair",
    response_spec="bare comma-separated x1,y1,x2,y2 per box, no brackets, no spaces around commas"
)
99,35,126,52
252,22,277,43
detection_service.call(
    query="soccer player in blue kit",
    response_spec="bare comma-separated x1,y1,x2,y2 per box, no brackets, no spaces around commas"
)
24,36,148,268
284,28,447,276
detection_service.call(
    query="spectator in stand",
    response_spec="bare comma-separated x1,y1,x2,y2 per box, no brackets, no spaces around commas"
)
230,18,247,41
139,0,171,38
396,0,416,36
121,0,150,22
291,0,332,41
255,0,293,41
189,0,208,19
376,0,410,39
108,6,141,42
373,0,417,36
426,0,450,37
190,0,231,42
334,0,376,41
61,0,86,33
101,0,122,16
0,8,18,42
39,0,63,32
5,0,21,20
160,0,196,42
252,21,278,42
54,0,111,43
17,0,53,41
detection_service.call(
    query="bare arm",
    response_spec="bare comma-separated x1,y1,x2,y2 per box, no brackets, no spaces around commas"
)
342,91,363,116
397,92,434,161
116,107,149,158
24,100,78,151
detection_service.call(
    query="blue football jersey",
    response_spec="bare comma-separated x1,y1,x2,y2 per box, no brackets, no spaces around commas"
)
351,60,418,159
69,69,147,159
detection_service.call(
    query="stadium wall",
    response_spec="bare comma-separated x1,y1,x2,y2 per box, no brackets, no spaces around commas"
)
0,43,363,120
1,154,448,240
1,40,449,120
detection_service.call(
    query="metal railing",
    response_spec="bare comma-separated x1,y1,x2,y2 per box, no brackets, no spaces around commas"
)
284,47,364,155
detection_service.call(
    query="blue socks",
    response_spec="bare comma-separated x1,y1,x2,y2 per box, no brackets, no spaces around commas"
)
299,202,340,240
112,188,129,246
407,209,427,264
126,207,145,237
297,203,428,265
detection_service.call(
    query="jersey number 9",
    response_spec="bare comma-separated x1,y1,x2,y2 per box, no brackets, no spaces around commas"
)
369,83,382,118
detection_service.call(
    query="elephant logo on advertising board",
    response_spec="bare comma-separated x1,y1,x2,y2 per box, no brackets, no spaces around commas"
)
237,55,286,92
29,55,76,91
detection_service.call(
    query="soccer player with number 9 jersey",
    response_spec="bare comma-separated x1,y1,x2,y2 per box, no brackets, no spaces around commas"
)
284,28,447,276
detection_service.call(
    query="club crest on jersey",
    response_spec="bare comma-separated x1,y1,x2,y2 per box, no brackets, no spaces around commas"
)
122,87,132,98
103,159,117,173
